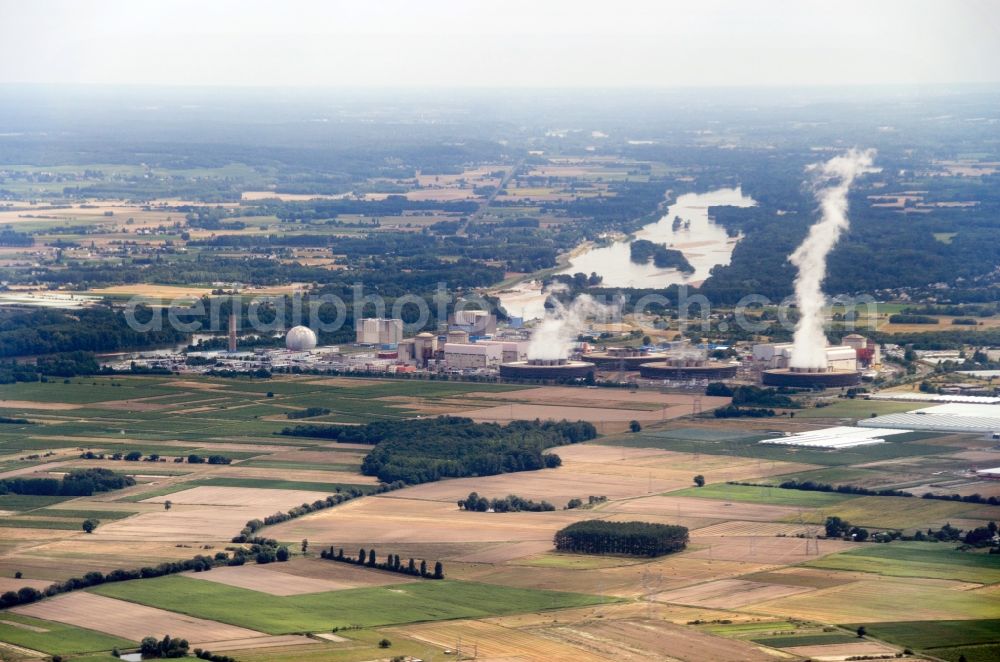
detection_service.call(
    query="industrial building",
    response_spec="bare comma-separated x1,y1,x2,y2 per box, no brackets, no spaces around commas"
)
443,342,503,370
842,333,881,367
355,318,403,346
448,310,497,335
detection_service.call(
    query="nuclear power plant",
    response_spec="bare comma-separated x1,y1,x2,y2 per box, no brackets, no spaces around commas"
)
499,358,595,380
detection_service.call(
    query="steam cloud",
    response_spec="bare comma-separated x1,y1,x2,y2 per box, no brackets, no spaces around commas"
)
527,294,619,360
789,148,877,369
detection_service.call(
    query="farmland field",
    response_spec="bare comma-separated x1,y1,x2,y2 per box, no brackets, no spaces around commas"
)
2,373,1000,659
806,543,1000,583
90,575,613,632
666,483,859,507
0,612,134,656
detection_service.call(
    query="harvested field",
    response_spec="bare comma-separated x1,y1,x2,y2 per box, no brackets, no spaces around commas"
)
380,467,678,506
13,592,263,644
690,520,809,537
193,635,314,652
602,495,807,522
683,536,856,564
754,576,1000,623
185,559,416,595
782,641,900,658
90,504,266,541
138,485,332,507
184,565,348,595
392,619,609,662
652,578,814,608
264,495,582,545
0,400,80,411
0,577,51,592
540,617,779,662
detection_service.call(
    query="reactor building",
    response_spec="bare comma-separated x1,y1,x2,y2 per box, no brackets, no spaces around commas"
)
638,357,738,380
753,342,861,388
285,325,318,351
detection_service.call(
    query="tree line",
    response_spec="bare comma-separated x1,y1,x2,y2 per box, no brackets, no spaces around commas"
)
554,520,689,557
320,546,444,580
0,468,135,497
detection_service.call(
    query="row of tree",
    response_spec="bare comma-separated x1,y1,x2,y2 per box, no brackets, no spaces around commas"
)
231,488,372,542
320,546,444,579
757,479,1000,506
554,520,689,557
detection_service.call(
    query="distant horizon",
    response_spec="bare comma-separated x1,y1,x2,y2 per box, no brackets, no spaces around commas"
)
2,0,998,87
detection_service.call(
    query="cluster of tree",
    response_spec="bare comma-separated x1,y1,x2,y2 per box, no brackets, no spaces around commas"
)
962,521,999,547
0,229,34,247
824,516,870,541
353,416,596,485
554,520,689,557
457,491,555,512
903,304,996,318
629,239,695,272
888,314,939,325
230,488,372,543
714,405,775,418
0,468,135,497
320,546,444,579
186,454,232,465
286,406,331,419
566,495,608,509
140,634,190,658
192,647,238,662
706,383,797,408
0,308,186,358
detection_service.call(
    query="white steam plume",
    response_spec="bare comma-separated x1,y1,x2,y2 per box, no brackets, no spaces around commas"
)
527,294,619,360
789,148,877,369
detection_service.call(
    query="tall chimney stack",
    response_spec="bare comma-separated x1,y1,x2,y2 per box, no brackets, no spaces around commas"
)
228,312,237,353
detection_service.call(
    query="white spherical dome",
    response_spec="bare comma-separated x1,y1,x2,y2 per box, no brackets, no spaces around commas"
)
285,325,317,350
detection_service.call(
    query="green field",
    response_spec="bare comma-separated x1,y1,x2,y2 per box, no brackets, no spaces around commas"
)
666,483,858,507
932,644,1000,662
602,428,950,466
798,495,982,529
752,632,861,648
793,399,920,419
0,518,88,530
91,575,611,633
235,459,362,472
847,619,1000,649
0,494,72,511
192,477,375,493
806,543,1000,583
0,613,134,655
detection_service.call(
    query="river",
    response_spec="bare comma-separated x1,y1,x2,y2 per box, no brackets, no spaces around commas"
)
495,187,755,321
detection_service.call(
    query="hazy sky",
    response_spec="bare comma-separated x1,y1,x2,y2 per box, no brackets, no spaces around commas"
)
2,0,999,87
